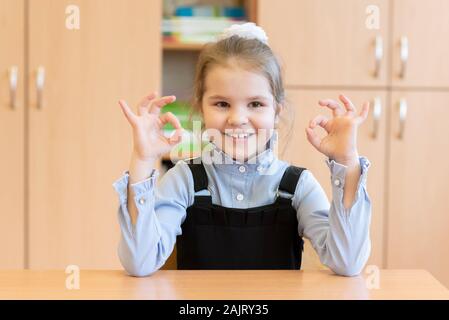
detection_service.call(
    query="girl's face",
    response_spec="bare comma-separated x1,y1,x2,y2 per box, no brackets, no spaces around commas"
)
201,64,278,162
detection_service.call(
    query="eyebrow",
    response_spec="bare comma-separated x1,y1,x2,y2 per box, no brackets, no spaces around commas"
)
207,95,271,101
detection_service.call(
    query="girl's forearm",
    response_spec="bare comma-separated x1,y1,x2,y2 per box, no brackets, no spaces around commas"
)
127,153,157,226
339,158,362,211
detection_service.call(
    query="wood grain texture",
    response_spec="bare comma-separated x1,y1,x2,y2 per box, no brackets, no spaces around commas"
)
392,0,449,88
27,0,161,269
387,91,449,289
0,0,25,269
0,269,447,300
258,0,390,87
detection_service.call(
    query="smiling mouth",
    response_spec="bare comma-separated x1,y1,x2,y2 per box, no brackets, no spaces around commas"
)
224,132,256,140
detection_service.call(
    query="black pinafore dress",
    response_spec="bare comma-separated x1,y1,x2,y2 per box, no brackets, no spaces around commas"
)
176,159,306,270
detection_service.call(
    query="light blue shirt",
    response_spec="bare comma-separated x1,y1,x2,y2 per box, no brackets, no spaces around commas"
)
112,143,372,277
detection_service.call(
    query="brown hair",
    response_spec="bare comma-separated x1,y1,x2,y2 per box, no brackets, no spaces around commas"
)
189,35,294,155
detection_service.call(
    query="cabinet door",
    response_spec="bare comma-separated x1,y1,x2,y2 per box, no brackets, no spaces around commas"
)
0,0,25,269
280,89,387,268
258,0,389,87
392,0,449,88
387,91,449,288
27,0,161,269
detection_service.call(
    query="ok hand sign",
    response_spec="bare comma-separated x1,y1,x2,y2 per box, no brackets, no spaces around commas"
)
305,94,369,166
118,92,184,162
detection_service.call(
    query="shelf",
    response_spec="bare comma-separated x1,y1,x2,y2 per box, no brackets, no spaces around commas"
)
162,0,257,52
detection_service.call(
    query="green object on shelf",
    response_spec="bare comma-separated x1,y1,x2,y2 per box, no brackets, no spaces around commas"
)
161,101,200,131
162,101,203,155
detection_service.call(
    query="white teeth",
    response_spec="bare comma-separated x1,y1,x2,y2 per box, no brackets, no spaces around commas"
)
225,132,254,139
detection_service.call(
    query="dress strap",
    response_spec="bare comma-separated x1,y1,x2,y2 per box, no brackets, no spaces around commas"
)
278,166,307,195
186,158,208,192
186,158,306,196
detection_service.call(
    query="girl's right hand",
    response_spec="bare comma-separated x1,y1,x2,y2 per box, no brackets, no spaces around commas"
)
118,92,183,162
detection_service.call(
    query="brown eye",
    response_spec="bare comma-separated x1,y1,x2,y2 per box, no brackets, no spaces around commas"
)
250,101,263,108
215,101,229,108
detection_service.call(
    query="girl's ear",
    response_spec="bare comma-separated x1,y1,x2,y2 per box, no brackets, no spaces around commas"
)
274,104,284,128
274,112,280,128
276,103,285,113
278,103,285,113
275,103,284,117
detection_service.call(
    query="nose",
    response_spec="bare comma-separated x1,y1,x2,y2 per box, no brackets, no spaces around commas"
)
227,106,249,126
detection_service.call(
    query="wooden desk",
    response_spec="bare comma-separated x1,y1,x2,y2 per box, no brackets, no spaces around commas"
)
0,269,448,300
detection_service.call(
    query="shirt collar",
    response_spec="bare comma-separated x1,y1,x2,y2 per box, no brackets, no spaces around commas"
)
201,139,276,175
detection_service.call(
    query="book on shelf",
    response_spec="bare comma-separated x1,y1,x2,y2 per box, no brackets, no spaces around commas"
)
162,17,247,44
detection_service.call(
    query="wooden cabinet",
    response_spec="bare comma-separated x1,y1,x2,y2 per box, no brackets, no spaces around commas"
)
392,0,449,88
0,0,25,269
258,0,390,87
260,0,449,89
260,0,449,287
280,89,387,268
387,91,449,287
1,0,161,269
27,0,161,269
280,89,449,286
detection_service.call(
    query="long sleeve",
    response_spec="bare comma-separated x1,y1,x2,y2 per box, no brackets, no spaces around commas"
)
293,156,372,277
112,161,194,277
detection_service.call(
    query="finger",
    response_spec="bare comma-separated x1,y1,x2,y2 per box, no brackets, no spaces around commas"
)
318,99,345,117
160,111,182,128
309,114,331,133
168,127,184,145
137,92,157,116
305,127,322,153
118,99,137,126
339,94,356,113
149,95,177,115
356,101,370,124
159,112,183,144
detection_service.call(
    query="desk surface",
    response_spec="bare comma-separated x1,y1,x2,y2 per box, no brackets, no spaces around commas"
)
0,269,448,300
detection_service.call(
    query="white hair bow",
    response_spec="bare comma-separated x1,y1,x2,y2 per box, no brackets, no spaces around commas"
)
216,22,269,45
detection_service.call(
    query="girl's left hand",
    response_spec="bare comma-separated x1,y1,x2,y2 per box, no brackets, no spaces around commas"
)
305,94,369,166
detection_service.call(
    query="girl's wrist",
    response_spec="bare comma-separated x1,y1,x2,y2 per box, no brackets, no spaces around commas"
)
131,150,158,164
334,153,360,167
129,152,157,184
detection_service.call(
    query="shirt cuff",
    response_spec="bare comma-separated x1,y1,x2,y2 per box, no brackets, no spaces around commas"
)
325,156,371,210
325,156,370,186
112,169,159,204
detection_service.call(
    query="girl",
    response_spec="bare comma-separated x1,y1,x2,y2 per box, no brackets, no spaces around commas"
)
113,23,372,277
